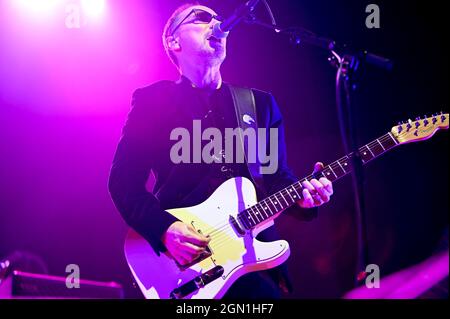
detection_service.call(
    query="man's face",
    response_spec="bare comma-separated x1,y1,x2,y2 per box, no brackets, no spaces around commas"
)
169,5,226,66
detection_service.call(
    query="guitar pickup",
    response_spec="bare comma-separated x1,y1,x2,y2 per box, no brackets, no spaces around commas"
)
170,266,224,299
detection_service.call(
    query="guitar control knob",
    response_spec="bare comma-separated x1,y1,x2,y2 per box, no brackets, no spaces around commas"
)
194,276,205,288
170,288,182,299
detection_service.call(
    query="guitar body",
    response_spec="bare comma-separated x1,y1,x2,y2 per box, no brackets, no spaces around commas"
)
124,177,290,299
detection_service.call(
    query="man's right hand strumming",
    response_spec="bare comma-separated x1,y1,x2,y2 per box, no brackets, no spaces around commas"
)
161,221,210,265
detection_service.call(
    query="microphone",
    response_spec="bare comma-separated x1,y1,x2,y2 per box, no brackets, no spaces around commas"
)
211,0,261,39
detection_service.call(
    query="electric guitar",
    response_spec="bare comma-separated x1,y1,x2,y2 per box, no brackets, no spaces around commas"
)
124,113,448,299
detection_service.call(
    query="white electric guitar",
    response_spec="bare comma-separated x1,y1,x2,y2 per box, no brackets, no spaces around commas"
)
124,113,448,299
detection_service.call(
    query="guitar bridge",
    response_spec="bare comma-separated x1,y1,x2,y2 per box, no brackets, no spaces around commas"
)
170,266,224,299
175,248,212,271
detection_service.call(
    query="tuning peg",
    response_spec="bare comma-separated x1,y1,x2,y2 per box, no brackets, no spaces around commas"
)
406,121,412,131
441,113,447,122
432,116,438,124
415,116,421,121
423,118,429,126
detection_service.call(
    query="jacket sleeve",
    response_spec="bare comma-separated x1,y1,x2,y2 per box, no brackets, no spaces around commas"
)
262,93,318,221
108,88,179,255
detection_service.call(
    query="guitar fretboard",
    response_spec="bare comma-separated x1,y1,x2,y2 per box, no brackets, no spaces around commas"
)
237,132,399,230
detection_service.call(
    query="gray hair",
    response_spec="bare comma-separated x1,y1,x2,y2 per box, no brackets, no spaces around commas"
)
162,2,200,68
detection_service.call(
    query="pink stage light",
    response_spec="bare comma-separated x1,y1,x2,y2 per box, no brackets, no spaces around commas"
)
81,0,105,18
10,0,58,16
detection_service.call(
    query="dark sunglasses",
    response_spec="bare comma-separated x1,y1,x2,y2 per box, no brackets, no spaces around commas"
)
170,9,223,36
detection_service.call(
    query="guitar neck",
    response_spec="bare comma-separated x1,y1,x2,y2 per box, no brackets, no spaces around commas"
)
237,132,399,230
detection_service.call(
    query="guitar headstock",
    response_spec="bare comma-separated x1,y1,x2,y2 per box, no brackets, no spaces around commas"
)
391,112,448,144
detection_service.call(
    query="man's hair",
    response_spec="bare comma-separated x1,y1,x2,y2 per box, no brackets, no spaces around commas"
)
162,2,200,69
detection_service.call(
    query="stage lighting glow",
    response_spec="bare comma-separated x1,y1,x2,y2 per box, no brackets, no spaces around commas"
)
11,0,58,15
81,0,105,17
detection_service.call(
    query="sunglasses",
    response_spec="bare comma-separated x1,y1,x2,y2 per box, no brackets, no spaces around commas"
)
170,9,223,36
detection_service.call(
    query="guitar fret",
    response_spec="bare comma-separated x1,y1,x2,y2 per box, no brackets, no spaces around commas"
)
340,157,350,171
250,207,261,223
243,214,252,229
233,126,426,231
279,192,289,207
324,166,337,180
291,184,301,200
275,196,283,210
370,142,385,157
263,199,276,215
257,204,270,219
269,196,280,213
366,145,375,157
238,214,250,229
336,160,346,174
286,187,295,202
255,205,266,220
359,147,373,163
330,162,345,178
388,132,399,145
376,138,386,151
247,210,256,226
322,169,332,179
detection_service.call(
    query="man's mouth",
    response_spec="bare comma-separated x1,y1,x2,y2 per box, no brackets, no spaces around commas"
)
207,35,222,44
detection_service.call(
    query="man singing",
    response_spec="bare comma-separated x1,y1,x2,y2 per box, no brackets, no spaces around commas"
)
108,2,333,299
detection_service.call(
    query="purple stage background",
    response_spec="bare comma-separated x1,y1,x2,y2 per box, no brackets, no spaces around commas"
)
0,0,448,298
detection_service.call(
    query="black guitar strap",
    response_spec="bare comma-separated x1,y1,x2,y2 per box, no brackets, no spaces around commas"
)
228,84,266,198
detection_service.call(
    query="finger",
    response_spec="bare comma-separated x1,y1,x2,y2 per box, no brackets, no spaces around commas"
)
301,180,315,193
307,188,323,206
319,177,333,195
184,232,210,247
313,162,324,173
310,179,329,202
178,249,198,263
174,254,189,266
301,188,315,208
184,226,210,247
175,240,199,262
182,242,206,256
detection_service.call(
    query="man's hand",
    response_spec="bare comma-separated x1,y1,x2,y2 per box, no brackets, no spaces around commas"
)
161,221,210,265
297,162,333,209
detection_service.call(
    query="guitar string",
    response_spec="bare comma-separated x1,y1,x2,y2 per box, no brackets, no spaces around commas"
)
197,135,395,245
204,142,398,249
201,134,395,246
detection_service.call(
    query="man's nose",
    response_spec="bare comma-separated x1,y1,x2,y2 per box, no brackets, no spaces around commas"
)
210,18,221,29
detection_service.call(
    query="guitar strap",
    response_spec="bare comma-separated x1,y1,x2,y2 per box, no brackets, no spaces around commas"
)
228,84,266,198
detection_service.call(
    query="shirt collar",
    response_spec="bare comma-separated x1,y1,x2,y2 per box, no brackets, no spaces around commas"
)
177,75,224,91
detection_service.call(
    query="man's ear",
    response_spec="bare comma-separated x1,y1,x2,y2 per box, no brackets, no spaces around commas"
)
166,36,181,52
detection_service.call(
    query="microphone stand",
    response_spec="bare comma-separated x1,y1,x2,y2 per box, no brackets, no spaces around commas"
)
246,16,393,287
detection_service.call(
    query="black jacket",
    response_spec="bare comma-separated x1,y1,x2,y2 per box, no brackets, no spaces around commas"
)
108,77,317,293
